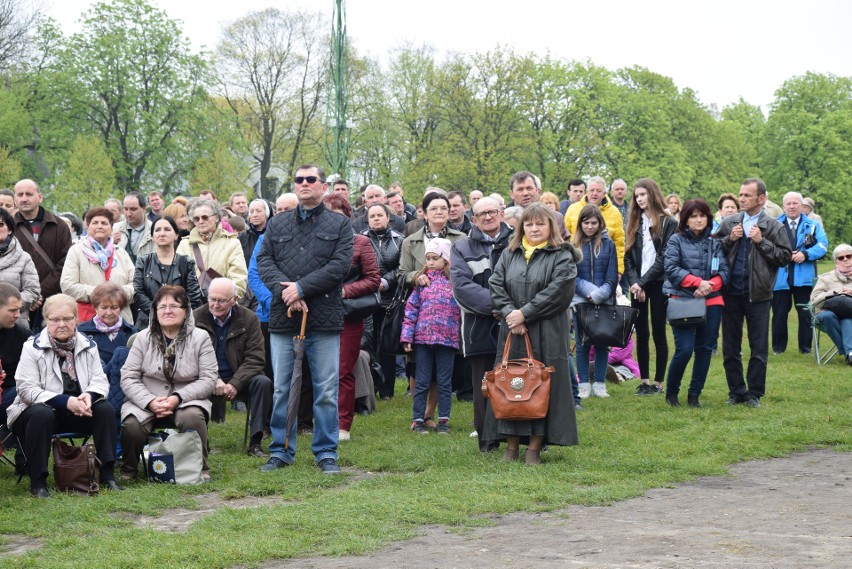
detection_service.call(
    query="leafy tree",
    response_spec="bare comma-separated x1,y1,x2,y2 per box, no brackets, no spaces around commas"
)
50,0,207,193
0,145,20,187
215,8,326,200
762,72,852,245
51,134,116,213
190,139,251,197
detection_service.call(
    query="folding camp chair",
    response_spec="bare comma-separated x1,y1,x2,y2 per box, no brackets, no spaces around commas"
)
808,303,839,365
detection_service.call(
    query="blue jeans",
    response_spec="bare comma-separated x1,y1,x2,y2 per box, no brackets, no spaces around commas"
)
666,305,722,397
574,314,610,384
815,311,852,356
412,344,455,422
269,332,340,464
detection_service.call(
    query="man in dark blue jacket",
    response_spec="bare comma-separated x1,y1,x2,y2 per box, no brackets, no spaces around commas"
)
450,197,512,452
257,164,353,474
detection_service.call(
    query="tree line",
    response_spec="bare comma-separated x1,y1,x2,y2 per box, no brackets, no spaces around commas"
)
0,0,849,246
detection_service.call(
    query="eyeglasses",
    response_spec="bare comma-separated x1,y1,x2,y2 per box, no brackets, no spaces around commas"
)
207,297,234,305
157,304,186,312
836,254,852,262
426,206,449,212
475,209,500,219
294,176,321,184
47,316,75,324
192,214,214,223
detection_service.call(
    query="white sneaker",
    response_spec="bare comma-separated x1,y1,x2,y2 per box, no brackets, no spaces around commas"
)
578,383,592,399
592,383,610,398
338,430,350,441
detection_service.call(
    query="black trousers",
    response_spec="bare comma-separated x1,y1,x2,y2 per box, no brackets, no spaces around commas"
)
12,400,117,487
372,307,400,398
723,295,770,401
771,287,813,353
631,280,669,383
468,354,498,452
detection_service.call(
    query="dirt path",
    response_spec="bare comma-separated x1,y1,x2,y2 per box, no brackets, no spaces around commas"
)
271,449,851,569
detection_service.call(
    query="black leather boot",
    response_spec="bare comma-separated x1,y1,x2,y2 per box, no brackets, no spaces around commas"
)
687,395,701,408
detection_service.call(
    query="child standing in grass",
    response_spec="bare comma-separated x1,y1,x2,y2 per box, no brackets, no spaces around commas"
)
401,238,460,434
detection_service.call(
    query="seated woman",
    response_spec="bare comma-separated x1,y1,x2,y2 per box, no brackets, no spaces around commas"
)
810,243,852,364
119,285,217,482
77,282,138,427
77,282,138,366
6,294,121,498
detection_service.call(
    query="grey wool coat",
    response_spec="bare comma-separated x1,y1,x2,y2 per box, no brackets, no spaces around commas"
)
483,241,582,447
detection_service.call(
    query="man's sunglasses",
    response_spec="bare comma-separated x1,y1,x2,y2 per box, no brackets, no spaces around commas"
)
294,176,322,184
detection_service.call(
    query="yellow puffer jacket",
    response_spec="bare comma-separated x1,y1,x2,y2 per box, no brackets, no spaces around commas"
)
564,196,625,274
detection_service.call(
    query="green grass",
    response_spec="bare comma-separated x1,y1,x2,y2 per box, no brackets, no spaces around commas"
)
1,322,850,568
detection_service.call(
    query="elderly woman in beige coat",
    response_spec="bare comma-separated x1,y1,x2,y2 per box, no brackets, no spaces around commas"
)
176,198,247,299
60,207,135,323
119,285,217,482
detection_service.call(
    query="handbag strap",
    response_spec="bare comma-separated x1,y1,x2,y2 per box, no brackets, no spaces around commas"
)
104,250,115,281
500,331,535,364
191,243,206,272
17,228,56,271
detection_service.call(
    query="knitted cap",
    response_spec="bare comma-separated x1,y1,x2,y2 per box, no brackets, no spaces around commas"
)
425,237,452,262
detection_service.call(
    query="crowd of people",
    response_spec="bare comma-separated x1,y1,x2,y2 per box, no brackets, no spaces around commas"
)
0,166,847,496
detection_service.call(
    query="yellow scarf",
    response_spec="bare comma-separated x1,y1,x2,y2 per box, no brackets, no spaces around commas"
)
522,237,548,262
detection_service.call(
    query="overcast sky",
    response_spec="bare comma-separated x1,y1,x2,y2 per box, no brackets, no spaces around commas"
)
46,0,852,113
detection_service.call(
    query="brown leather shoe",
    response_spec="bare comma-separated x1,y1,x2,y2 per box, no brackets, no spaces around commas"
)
525,449,542,466
502,448,519,462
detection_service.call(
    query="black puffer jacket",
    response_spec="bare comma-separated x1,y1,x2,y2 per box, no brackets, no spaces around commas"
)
257,203,354,334
624,213,678,288
362,227,404,305
133,252,204,328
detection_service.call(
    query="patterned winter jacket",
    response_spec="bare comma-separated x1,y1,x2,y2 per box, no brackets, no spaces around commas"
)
400,269,460,349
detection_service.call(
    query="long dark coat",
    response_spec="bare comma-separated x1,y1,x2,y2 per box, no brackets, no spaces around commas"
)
483,241,582,447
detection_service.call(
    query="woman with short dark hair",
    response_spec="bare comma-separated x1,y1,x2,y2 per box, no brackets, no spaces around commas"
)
60,207,135,323
662,199,729,407
120,285,217,482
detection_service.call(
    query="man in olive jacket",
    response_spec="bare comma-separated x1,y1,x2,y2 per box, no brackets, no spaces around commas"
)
714,178,792,407
193,278,272,459
257,164,353,474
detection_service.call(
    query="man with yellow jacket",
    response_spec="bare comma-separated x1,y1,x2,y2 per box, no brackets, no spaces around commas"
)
564,176,625,274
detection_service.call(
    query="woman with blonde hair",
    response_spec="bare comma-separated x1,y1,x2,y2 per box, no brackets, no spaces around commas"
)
484,203,580,464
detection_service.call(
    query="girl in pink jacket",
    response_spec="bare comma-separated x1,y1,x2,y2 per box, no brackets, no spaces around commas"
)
401,238,460,434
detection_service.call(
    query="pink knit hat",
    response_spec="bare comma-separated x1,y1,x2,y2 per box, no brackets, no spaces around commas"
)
425,237,452,262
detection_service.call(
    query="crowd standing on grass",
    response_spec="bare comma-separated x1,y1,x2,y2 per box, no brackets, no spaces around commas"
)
0,165,845,498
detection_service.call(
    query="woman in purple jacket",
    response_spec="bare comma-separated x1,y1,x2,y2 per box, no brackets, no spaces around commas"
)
401,238,460,435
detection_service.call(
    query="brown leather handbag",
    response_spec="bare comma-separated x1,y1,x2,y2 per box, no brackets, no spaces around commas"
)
52,439,100,495
482,333,554,421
